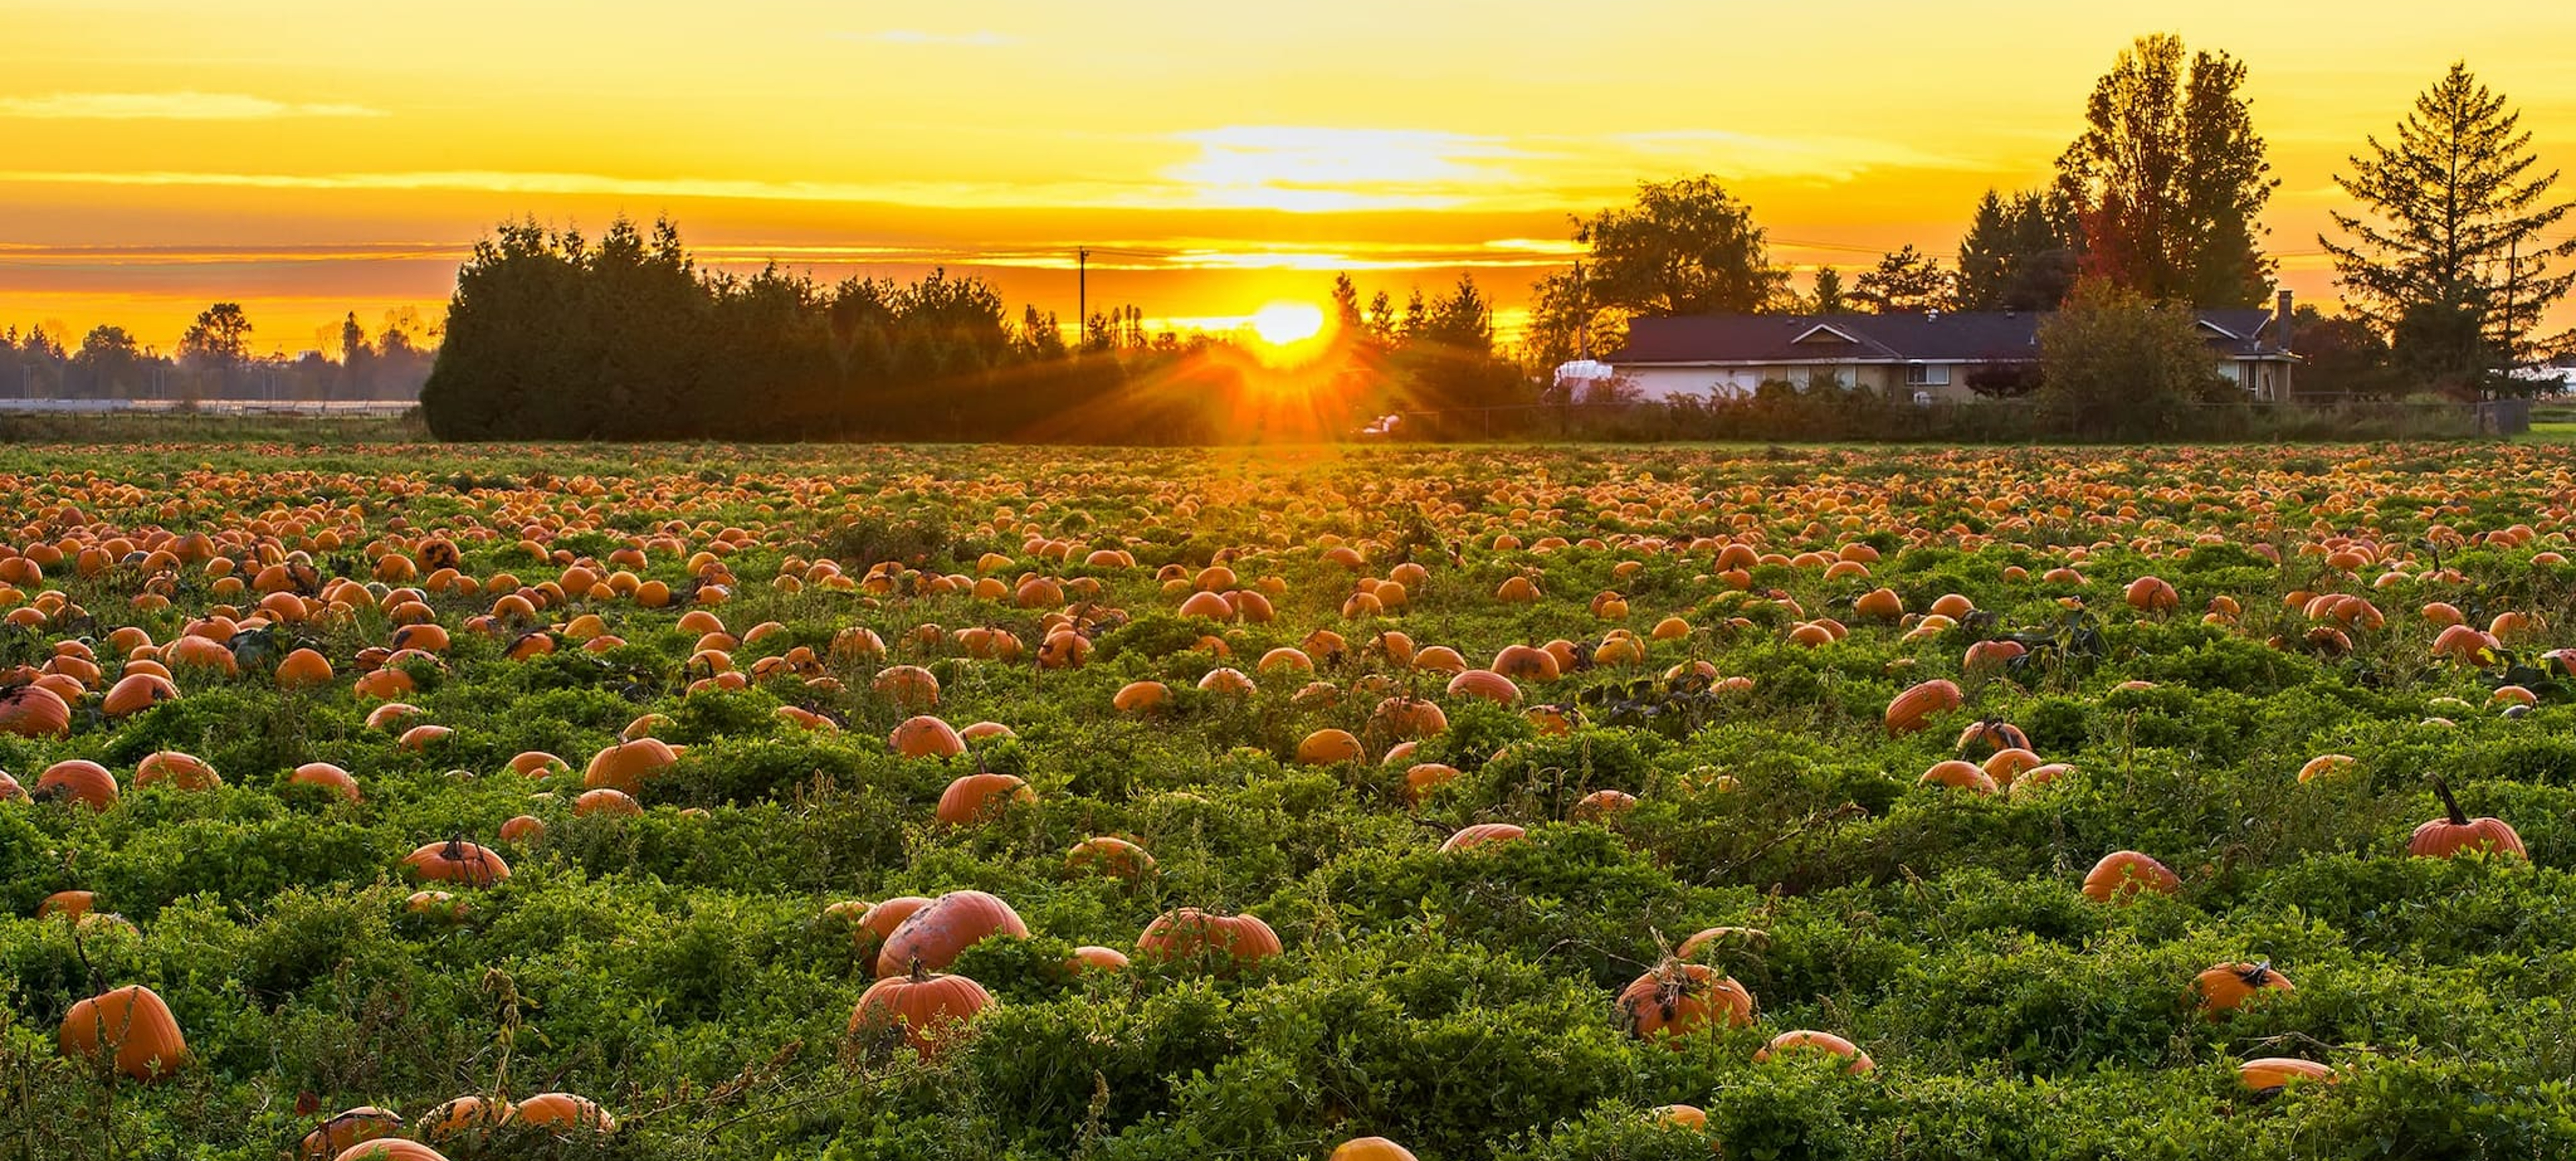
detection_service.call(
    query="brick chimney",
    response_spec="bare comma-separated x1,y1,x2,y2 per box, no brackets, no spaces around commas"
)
2274,289,2294,353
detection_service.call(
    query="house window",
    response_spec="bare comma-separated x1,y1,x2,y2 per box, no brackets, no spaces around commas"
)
1905,363,1952,387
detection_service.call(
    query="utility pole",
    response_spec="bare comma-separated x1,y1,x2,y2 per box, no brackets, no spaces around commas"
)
1077,247,1089,350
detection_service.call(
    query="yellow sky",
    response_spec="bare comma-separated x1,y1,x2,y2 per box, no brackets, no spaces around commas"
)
4,0,2574,353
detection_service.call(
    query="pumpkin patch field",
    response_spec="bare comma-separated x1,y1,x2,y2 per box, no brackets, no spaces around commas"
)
5,440,2576,1160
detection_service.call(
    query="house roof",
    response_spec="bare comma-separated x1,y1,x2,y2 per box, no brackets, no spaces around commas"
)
1613,308,2290,365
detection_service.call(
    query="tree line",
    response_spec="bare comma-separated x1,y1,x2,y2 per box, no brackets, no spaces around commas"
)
0,306,432,403
417,218,1527,441
1521,41,2573,404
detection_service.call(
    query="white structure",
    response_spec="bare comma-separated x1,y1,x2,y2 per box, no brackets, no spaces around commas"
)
1611,293,2302,404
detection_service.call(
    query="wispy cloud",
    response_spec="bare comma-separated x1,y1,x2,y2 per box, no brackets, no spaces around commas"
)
0,91,384,121
833,30,1013,47
1163,127,1527,212
1599,129,1981,182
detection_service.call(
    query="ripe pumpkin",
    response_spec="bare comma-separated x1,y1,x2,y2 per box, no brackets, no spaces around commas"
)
583,737,678,795
574,787,641,817
1070,945,1131,972
289,762,361,803
401,839,513,887
0,684,71,738
854,896,932,955
2123,575,2179,612
875,889,1029,976
2193,961,2293,1017
508,1092,616,1134
1919,760,1998,794
891,715,969,759
849,963,994,1059
1884,679,1963,736
1295,728,1365,764
35,760,120,811
2082,850,2180,904
2408,775,2525,858
1136,907,1282,969
1445,668,1521,705
1328,1139,1418,1161
419,1095,514,1142
2238,1056,2335,1092
101,672,180,717
331,1141,450,1161
936,772,1032,825
1067,836,1156,878
1572,788,1638,822
298,1107,402,1161
1755,1029,1874,1073
1615,962,1754,1046
1440,822,1527,852
134,751,221,791
59,985,187,1080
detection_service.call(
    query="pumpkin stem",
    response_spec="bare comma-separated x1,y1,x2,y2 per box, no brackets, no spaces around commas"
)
2237,961,2271,986
2430,774,2470,827
908,956,928,985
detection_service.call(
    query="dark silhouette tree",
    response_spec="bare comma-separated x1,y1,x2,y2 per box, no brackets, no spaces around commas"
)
1852,246,1956,313
1956,189,2083,311
2322,62,2576,386
2053,35,2277,307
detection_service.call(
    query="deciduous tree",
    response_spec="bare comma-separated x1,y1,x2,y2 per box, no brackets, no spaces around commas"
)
2053,35,2277,307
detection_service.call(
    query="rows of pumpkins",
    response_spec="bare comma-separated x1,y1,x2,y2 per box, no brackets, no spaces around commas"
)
0,483,2559,1159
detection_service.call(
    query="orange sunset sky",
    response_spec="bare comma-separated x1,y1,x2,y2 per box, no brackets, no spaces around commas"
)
5,0,2575,356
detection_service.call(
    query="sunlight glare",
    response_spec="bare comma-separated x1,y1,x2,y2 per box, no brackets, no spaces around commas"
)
1250,301,1326,346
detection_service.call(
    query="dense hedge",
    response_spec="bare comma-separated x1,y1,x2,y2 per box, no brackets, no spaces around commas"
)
1,442,2573,1159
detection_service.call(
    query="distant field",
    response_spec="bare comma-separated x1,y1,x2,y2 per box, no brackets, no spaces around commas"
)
3,442,2573,1160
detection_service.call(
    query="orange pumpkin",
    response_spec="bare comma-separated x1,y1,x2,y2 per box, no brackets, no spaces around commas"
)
2238,1056,2335,1091
330,1140,451,1161
1615,961,1755,1046
1136,907,1281,969
892,715,968,759
0,684,72,738
134,751,220,791
583,737,678,795
297,1107,403,1161
875,889,1029,976
34,760,120,811
2081,850,2179,904
849,963,993,1058
101,672,180,717
59,985,188,1080
936,772,1032,825
1295,728,1365,764
419,1095,514,1142
1755,1029,1874,1073
1328,1139,1419,1161
2408,776,2525,858
289,762,361,803
401,839,513,887
2193,961,2293,1017
508,1091,616,1134
1884,679,1962,736
1067,836,1156,878
1439,822,1527,852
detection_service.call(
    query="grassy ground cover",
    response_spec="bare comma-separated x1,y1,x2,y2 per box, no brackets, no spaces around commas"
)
1,442,2572,1160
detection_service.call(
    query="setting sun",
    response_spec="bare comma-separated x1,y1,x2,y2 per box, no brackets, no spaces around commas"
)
1250,301,1326,346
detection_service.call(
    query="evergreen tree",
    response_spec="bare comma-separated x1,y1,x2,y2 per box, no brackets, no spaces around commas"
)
2322,62,2576,378
1851,245,1956,313
1956,189,2083,311
1808,267,1847,313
